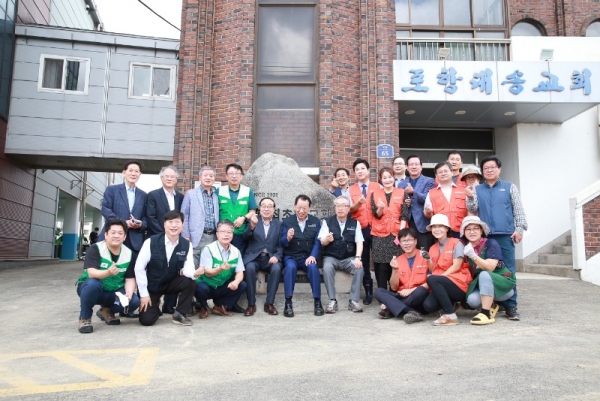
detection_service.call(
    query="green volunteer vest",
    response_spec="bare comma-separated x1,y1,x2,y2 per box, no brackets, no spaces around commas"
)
197,242,239,289
218,185,251,235
76,242,132,291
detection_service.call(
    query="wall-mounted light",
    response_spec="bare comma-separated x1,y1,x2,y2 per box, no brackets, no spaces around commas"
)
455,110,466,115
504,111,516,116
405,110,416,115
540,49,554,61
438,48,451,60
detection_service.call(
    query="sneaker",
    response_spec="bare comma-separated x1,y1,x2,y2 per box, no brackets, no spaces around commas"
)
172,310,193,326
326,300,338,314
433,314,459,326
348,300,363,313
505,307,521,321
378,309,393,319
380,304,387,310
78,318,93,334
96,307,120,325
403,310,424,324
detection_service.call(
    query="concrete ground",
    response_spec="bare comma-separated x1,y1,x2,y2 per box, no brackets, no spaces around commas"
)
0,262,599,400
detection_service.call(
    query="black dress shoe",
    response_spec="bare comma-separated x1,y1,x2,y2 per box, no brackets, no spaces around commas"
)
284,303,294,318
314,299,324,316
231,303,246,314
119,312,139,318
161,306,175,315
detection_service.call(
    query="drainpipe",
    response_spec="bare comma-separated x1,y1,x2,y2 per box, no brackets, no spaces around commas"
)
84,0,104,31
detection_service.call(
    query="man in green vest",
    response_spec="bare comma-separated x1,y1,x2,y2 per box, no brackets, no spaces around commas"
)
216,163,257,255
76,219,140,334
194,220,247,318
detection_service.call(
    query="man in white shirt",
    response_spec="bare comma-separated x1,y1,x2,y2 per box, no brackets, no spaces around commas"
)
135,210,199,326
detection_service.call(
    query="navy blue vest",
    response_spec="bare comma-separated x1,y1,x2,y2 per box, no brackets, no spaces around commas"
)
475,180,515,235
146,234,190,293
322,215,358,260
283,215,320,258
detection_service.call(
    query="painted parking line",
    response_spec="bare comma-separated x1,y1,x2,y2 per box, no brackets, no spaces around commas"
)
0,348,159,397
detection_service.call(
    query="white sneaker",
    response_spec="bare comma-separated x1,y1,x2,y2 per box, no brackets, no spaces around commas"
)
348,300,363,313
326,300,338,314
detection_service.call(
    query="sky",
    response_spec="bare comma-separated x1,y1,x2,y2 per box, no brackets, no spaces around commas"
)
94,0,182,191
94,0,182,39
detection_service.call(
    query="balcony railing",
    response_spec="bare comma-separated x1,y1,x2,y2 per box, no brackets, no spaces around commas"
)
396,38,511,62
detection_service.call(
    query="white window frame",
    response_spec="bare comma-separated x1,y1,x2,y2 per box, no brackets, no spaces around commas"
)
128,62,177,101
37,54,91,95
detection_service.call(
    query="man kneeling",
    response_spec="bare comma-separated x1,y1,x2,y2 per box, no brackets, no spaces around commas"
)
76,219,140,333
194,220,247,318
374,227,429,323
135,211,197,326
318,196,364,313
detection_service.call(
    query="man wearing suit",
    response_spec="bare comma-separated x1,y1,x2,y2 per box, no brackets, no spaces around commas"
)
146,165,185,314
181,165,220,267
145,166,184,237
99,160,147,257
404,155,435,251
242,197,283,316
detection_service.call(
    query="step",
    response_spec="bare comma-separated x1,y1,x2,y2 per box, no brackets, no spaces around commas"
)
566,235,572,246
520,263,580,279
538,253,573,266
553,245,572,254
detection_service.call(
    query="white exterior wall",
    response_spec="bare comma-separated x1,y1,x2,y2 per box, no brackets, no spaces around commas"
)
496,37,600,259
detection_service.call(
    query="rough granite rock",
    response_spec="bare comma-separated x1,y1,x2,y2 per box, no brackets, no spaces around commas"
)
242,153,335,221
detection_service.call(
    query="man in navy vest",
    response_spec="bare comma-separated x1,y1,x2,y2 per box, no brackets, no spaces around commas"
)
466,155,528,321
134,210,198,326
281,195,324,317
318,196,364,314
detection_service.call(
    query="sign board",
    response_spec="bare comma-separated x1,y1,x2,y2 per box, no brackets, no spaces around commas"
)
376,144,394,159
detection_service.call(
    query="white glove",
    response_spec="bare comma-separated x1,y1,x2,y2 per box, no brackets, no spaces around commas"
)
463,243,477,260
115,292,130,314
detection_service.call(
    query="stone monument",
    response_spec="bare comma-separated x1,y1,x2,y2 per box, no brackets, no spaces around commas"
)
243,153,335,220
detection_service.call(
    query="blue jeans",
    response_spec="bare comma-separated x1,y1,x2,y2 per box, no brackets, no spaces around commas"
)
488,234,518,308
77,279,140,319
195,279,247,310
283,256,321,299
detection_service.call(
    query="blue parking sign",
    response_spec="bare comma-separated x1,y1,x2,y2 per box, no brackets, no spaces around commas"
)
376,144,394,159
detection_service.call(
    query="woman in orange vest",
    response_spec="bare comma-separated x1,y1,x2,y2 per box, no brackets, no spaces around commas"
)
370,167,409,290
422,214,472,326
424,162,468,238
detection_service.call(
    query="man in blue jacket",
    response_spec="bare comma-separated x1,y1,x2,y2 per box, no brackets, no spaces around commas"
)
404,155,435,250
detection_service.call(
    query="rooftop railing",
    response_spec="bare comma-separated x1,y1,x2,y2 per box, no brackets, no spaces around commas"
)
396,38,511,62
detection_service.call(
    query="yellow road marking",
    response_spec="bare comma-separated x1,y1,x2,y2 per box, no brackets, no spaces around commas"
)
0,348,159,397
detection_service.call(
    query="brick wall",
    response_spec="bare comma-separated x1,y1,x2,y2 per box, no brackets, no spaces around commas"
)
583,196,600,260
508,0,600,36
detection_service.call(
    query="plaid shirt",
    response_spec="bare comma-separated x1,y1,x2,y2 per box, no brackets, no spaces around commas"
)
201,187,216,231
466,182,528,234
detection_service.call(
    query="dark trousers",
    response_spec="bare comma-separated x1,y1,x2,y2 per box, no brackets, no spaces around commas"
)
283,256,321,298
423,275,466,315
77,279,141,319
410,217,434,251
245,254,282,305
232,234,247,255
374,263,392,290
139,276,196,326
374,286,428,317
361,226,373,290
488,234,518,308
195,278,247,310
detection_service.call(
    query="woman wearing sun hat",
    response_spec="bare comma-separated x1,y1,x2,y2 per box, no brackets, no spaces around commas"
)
422,214,472,326
461,216,517,325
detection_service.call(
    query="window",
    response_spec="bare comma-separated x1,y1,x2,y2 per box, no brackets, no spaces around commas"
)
585,21,600,37
38,55,90,94
0,0,16,118
511,21,544,36
255,1,317,167
396,0,505,27
128,63,176,101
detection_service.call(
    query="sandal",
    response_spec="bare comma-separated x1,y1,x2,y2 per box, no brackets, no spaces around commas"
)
489,303,500,320
433,314,459,326
470,312,495,325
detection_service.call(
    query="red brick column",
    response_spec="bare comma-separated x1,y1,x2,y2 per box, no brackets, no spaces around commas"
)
583,196,600,260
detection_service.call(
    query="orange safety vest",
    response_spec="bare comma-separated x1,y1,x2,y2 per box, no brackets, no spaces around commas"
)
370,187,405,237
429,186,467,233
429,237,472,292
390,253,429,291
349,182,379,229
435,173,466,188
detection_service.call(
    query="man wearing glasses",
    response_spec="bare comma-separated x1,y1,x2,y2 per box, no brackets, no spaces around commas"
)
318,197,364,314
465,155,528,321
216,163,257,255
392,156,407,188
193,220,247,318
241,197,283,316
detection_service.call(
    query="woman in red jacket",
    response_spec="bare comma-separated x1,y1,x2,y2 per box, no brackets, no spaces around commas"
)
422,214,472,326
370,167,409,290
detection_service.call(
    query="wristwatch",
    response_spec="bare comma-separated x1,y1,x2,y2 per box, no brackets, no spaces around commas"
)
355,256,361,260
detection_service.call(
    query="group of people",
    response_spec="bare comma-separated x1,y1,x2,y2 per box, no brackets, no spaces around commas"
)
75,152,527,333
